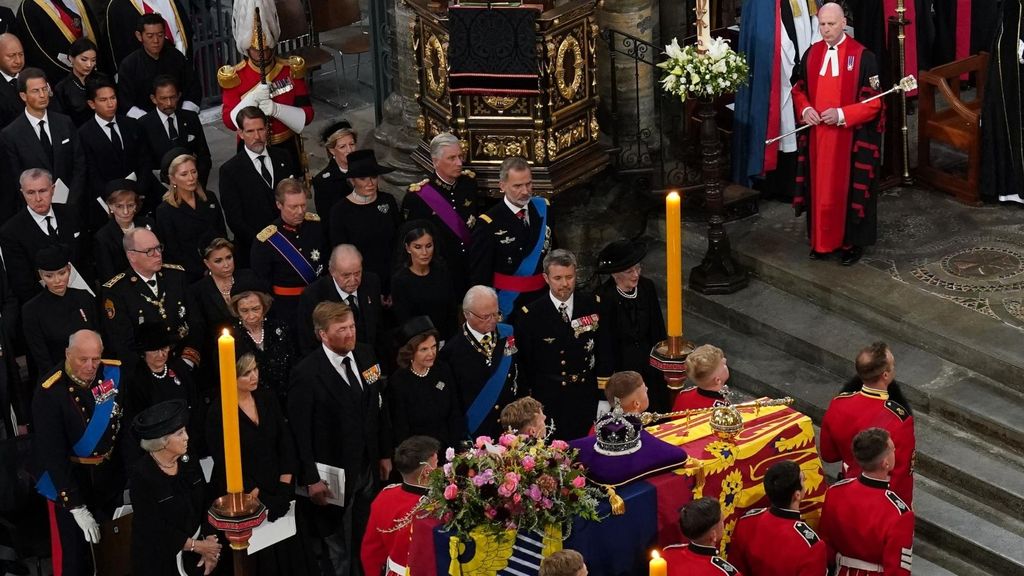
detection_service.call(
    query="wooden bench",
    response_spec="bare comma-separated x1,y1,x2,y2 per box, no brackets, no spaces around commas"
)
915,53,988,206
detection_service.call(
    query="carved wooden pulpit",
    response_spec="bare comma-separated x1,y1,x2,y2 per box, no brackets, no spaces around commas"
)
408,0,608,196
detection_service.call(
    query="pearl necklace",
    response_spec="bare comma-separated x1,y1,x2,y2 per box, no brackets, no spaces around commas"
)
215,277,234,298
616,286,638,299
248,325,265,346
152,365,169,379
411,366,430,378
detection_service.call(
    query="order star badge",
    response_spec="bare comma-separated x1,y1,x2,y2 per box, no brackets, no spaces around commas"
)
310,249,321,262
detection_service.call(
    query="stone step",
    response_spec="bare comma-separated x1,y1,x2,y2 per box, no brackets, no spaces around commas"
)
910,540,987,576
681,312,1024,575
680,275,1024,455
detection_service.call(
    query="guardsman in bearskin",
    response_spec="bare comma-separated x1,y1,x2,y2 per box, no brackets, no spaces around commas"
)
32,329,125,576
251,177,327,332
515,249,601,441
439,285,521,439
820,341,915,504
819,428,915,576
468,156,552,323
728,460,827,576
15,0,106,82
403,132,479,294
663,497,743,576
218,0,313,177
101,227,201,375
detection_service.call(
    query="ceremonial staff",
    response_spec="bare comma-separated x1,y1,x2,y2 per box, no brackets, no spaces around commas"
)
765,75,917,146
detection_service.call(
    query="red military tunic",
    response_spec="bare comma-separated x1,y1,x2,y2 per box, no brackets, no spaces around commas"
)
663,542,742,576
818,475,914,575
728,507,827,576
671,387,728,412
791,34,882,253
819,385,915,504
218,57,314,144
361,482,427,576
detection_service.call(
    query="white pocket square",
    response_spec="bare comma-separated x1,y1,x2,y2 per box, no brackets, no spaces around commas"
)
187,134,195,142
61,138,70,144
73,231,80,238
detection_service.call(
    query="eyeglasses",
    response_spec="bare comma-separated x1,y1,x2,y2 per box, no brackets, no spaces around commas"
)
466,310,501,321
129,244,164,257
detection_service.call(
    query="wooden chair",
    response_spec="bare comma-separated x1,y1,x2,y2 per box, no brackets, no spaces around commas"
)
916,52,988,206
275,0,342,104
311,0,371,84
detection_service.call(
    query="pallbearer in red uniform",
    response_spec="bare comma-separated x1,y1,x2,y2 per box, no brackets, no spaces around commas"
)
361,436,439,576
671,344,731,412
819,341,915,504
791,2,884,266
728,460,827,576
662,497,743,576
218,0,313,176
819,428,914,575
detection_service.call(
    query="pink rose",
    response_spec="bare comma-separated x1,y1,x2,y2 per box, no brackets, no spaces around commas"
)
541,498,553,509
522,455,536,471
485,507,497,519
475,435,492,449
572,475,586,489
443,483,459,500
499,433,518,447
445,447,456,461
513,492,522,504
551,440,569,451
443,463,453,476
527,484,542,502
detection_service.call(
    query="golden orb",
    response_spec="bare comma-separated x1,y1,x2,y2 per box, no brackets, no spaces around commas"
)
709,405,744,440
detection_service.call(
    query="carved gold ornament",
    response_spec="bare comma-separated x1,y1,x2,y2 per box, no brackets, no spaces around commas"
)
534,134,546,162
424,34,447,99
555,34,584,101
483,96,520,111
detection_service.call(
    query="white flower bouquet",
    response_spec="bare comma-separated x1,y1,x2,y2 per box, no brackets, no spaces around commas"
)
657,37,750,101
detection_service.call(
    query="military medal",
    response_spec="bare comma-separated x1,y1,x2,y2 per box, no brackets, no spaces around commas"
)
571,314,600,338
310,249,321,262
847,56,855,71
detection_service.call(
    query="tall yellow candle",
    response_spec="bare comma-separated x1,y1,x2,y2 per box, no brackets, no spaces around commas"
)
650,550,667,576
665,191,682,337
218,329,243,494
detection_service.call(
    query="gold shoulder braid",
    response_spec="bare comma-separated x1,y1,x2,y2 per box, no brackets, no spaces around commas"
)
217,65,240,89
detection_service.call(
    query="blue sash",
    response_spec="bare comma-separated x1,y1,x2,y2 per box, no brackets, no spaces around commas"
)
496,197,547,317
466,323,515,435
36,365,121,500
266,229,317,284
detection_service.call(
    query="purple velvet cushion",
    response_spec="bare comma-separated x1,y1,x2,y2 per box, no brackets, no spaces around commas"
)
570,430,688,485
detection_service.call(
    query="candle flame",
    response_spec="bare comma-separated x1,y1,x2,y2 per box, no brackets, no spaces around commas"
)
222,328,230,337
667,191,680,201
651,550,661,560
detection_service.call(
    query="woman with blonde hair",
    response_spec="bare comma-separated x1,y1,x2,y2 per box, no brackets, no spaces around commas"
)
155,148,227,282
313,120,357,229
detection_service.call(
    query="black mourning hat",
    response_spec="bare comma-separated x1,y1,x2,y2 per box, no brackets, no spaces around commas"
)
320,119,353,144
160,147,194,184
595,239,648,274
397,315,435,346
230,275,270,298
344,149,394,179
104,178,138,200
35,245,69,271
133,399,189,440
133,322,175,352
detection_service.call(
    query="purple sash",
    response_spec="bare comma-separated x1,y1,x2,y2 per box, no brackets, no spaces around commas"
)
417,183,472,245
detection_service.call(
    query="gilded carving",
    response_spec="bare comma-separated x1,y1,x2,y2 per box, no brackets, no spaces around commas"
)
424,34,448,99
534,135,546,162
476,136,531,160
483,96,520,112
416,115,426,136
555,34,584,101
590,114,600,141
552,118,588,155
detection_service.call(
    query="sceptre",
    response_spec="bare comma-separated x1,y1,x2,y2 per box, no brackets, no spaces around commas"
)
765,75,917,145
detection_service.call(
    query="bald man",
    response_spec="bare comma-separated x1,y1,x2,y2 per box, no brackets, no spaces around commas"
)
0,33,24,126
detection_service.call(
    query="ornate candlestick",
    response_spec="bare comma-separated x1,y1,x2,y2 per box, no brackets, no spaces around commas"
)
208,493,267,576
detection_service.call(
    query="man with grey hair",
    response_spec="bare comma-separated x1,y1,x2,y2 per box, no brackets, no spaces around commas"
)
296,243,383,354
32,329,126,576
515,249,601,439
439,285,521,437
468,156,552,322
402,132,479,293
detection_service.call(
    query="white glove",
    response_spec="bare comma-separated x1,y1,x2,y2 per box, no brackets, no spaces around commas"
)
258,98,277,117
251,84,271,106
70,506,101,544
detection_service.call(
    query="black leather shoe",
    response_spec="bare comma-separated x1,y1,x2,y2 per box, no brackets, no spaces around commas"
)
840,247,863,266
809,250,826,260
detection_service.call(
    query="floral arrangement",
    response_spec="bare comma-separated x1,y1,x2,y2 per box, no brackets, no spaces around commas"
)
419,434,603,537
657,37,750,101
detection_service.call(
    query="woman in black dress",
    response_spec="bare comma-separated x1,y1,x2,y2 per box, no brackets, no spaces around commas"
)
155,149,227,283
21,246,98,372
131,399,221,576
391,223,458,340
206,354,315,575
230,279,296,408
328,149,401,301
312,120,356,230
593,239,670,412
50,38,97,127
94,179,158,284
387,316,465,452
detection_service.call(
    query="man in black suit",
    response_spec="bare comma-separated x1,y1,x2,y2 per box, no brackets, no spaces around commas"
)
467,156,553,323
296,244,382,356
78,73,157,225
0,32,24,127
116,14,200,118
139,75,211,186
0,167,85,304
218,106,294,267
515,249,603,440
288,301,391,576
439,285,522,439
1,67,85,219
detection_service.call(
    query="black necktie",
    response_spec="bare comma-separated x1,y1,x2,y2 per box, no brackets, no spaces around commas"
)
558,302,570,323
167,116,179,141
38,120,53,165
107,121,123,151
257,155,272,185
8,77,15,87
146,279,158,293
341,356,362,391
44,215,57,237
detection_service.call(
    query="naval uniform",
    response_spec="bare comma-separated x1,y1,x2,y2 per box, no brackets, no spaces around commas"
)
818,475,914,575
515,293,601,440
250,213,327,329
439,323,522,439
101,263,202,374
32,360,126,576
728,506,827,576
402,170,480,294
662,542,742,576
360,482,428,576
